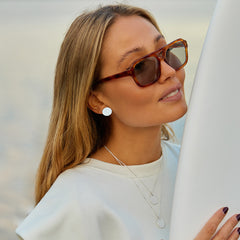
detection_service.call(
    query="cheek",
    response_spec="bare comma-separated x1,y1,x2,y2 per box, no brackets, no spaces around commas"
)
103,80,155,123
177,69,185,86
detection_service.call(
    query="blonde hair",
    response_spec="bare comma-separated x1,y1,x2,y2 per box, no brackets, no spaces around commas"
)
35,4,174,204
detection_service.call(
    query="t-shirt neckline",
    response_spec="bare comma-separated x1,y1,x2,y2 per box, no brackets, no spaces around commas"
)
83,155,163,178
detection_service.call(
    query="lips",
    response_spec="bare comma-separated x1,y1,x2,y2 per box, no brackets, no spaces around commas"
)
159,83,182,102
161,89,179,100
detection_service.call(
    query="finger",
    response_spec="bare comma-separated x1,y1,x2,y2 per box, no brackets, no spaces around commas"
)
214,214,240,240
228,227,240,240
194,207,229,240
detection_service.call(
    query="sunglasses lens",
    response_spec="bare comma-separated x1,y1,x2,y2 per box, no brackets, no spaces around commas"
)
165,42,186,70
133,57,159,86
132,40,187,87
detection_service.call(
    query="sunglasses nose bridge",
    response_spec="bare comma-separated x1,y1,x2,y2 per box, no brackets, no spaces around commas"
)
156,48,166,62
155,50,166,69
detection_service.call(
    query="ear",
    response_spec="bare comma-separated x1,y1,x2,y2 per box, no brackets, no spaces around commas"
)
88,92,105,114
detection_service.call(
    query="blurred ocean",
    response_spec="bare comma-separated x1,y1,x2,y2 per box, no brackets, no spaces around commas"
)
0,0,217,239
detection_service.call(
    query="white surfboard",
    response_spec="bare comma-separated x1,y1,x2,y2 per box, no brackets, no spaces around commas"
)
169,0,240,239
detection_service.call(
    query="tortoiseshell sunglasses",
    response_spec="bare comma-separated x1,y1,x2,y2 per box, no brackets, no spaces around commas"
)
98,38,188,87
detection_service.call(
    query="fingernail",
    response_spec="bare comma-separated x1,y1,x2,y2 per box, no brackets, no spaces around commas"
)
223,207,229,214
236,214,240,221
237,227,240,235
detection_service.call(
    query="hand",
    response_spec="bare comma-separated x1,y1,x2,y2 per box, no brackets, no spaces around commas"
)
194,207,240,240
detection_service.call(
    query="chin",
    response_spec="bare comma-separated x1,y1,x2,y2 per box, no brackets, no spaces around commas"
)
165,103,188,123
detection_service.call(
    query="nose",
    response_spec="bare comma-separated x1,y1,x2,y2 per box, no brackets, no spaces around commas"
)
157,59,176,84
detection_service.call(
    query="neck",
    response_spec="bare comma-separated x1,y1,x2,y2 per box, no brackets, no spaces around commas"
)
103,123,162,165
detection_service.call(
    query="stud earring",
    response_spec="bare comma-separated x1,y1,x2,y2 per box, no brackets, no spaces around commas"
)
102,107,112,116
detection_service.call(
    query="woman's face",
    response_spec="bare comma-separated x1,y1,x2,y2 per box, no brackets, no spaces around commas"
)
94,15,187,128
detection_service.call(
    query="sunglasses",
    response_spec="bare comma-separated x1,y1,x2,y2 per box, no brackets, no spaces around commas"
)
98,38,188,87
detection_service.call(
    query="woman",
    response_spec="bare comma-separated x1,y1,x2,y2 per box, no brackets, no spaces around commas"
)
16,4,240,240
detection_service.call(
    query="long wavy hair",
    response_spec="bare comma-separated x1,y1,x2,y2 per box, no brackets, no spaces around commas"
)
35,4,174,204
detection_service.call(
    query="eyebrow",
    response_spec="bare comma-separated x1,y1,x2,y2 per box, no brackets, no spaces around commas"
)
118,34,164,66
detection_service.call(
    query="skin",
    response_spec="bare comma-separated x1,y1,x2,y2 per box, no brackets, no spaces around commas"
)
88,15,240,239
89,15,187,165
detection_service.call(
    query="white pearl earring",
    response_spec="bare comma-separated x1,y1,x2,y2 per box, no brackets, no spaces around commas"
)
102,107,112,116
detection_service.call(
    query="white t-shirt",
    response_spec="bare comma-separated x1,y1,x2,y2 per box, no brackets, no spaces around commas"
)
16,140,180,240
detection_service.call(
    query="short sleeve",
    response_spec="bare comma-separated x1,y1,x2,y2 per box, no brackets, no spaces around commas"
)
16,171,101,240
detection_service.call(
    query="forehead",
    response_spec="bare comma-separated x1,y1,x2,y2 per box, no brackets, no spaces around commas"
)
101,15,162,64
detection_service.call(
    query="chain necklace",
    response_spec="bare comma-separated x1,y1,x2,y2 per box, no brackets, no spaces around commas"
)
104,145,166,229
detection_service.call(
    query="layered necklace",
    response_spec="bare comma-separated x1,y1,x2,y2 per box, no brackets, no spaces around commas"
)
104,145,166,229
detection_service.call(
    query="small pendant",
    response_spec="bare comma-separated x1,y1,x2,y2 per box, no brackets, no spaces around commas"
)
150,195,159,205
156,218,165,229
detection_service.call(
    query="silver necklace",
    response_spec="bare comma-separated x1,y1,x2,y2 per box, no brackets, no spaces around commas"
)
104,145,166,229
